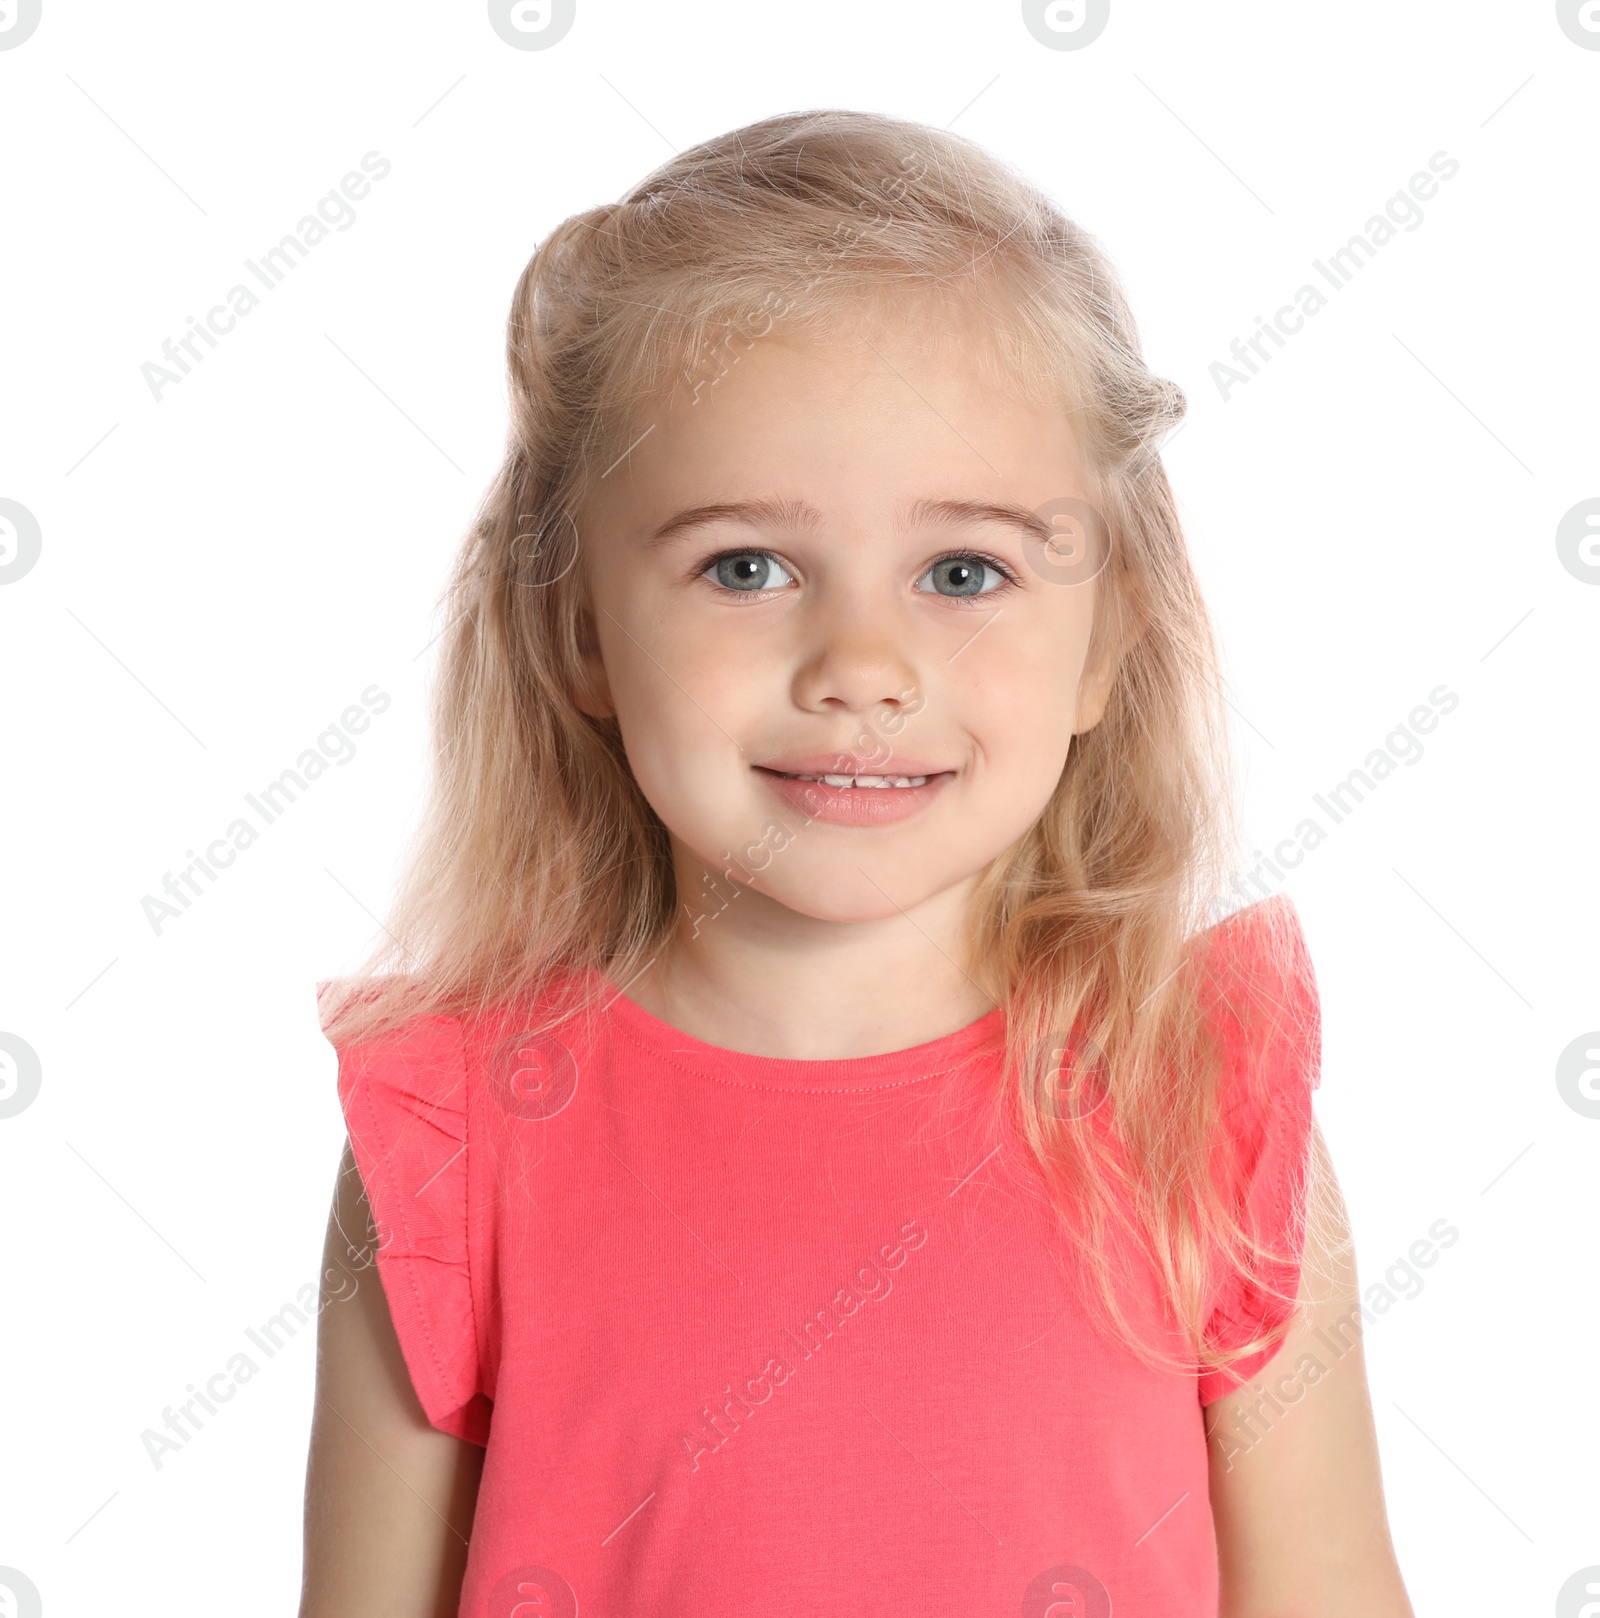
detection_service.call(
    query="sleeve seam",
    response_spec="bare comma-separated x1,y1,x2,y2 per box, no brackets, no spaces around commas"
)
460,1016,487,1412
340,1015,477,1434
358,1066,457,1426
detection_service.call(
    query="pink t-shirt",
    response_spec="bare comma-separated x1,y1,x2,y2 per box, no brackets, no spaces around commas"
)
322,893,1321,1617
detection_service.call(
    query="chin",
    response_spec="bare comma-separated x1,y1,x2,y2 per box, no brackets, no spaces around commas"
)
755,859,955,925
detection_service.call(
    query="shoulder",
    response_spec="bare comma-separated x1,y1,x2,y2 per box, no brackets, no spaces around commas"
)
1192,897,1329,1404
317,986,470,1128
315,970,602,1120
1194,893,1318,1020
1193,893,1323,1116
315,988,493,1445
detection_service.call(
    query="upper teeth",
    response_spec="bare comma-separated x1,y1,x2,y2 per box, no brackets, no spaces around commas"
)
783,772,928,788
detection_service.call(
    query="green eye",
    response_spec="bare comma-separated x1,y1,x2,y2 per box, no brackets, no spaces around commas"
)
918,555,1006,597
710,551,795,592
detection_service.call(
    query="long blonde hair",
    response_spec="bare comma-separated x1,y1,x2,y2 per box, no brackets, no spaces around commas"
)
321,109,1326,1390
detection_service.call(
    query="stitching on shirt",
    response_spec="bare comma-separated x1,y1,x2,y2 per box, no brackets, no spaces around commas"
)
1228,1055,1315,1361
354,1049,452,1418
1201,989,1318,1394
609,1015,1002,1094
450,1015,484,1417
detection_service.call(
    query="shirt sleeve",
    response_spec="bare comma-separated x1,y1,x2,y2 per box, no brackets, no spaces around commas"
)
1195,895,1323,1406
319,991,491,1444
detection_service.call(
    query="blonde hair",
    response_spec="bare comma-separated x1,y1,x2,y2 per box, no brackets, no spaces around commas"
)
321,108,1327,1390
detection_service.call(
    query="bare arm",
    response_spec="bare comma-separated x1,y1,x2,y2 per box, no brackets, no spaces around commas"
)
1206,1122,1414,1618
299,1139,485,1618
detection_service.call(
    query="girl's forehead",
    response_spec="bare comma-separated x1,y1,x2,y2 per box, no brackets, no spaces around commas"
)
706,285,1073,395
604,310,1088,473
581,367,1098,554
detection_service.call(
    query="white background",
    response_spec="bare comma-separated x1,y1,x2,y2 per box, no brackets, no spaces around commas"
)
2,2,1595,1613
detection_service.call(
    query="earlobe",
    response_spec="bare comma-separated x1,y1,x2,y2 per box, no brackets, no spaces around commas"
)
572,608,615,720
573,679,614,721
1074,661,1114,734
1073,568,1148,736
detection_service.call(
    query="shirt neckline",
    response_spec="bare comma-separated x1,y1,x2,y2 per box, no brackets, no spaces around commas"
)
593,969,1008,1094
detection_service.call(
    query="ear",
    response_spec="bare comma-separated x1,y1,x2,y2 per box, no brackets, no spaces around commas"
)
571,598,615,721
1074,565,1148,735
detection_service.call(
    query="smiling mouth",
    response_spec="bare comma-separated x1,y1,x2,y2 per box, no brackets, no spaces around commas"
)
753,763,953,823
765,769,932,789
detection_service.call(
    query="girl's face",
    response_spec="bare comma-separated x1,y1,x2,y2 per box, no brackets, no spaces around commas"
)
577,301,1125,927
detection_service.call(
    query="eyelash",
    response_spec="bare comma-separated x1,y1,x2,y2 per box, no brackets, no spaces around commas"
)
693,547,1023,599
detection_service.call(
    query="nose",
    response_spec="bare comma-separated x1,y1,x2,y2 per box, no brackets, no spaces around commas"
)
789,605,920,720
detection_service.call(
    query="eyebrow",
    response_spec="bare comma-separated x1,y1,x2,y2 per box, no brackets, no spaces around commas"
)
643,495,1053,548
645,497,819,548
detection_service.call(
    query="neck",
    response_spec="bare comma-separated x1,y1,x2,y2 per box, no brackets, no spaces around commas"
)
620,852,997,1060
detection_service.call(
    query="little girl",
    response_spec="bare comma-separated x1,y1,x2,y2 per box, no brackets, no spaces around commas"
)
299,110,1414,1617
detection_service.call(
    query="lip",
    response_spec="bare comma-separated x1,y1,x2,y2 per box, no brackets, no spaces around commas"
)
753,761,954,826
755,754,951,779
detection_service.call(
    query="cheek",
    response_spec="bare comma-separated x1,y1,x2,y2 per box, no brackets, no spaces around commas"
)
611,664,728,787
597,618,768,837
611,626,763,747
950,621,1087,757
